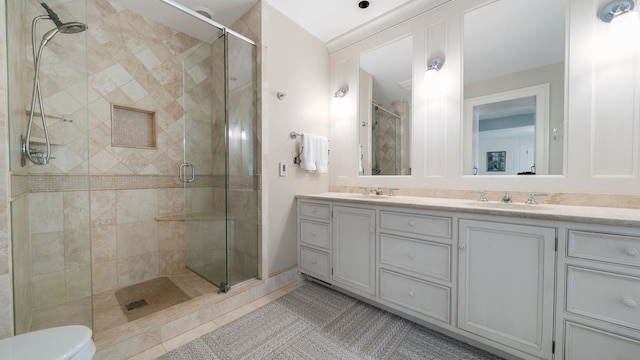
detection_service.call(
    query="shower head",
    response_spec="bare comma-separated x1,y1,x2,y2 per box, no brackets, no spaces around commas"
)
39,21,87,47
59,22,87,34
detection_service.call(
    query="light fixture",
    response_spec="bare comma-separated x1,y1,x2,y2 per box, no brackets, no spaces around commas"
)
334,86,349,98
598,0,635,23
358,1,370,9
427,56,444,72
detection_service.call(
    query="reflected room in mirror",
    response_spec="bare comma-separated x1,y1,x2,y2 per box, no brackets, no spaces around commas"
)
462,0,566,176
359,36,412,176
465,84,549,175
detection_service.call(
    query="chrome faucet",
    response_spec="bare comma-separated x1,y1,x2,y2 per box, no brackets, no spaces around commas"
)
471,191,488,202
525,193,548,205
502,192,511,203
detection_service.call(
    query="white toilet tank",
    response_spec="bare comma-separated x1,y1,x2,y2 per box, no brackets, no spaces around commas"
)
0,325,95,360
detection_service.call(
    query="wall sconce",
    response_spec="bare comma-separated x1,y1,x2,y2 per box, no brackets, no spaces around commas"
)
334,86,349,98
427,56,444,72
599,0,635,23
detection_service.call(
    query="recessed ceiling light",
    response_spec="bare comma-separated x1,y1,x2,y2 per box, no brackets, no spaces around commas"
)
358,1,370,9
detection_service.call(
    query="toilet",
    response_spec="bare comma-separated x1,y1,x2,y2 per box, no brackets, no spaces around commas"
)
0,325,95,360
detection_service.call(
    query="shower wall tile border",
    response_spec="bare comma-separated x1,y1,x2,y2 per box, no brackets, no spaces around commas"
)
10,175,28,198
13,174,259,195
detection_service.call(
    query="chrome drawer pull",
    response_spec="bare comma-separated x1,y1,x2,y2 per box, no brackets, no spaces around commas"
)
311,232,317,236
408,252,416,259
408,221,416,226
312,208,317,213
624,248,639,256
408,291,415,298
458,243,466,249
623,298,637,308
311,259,317,264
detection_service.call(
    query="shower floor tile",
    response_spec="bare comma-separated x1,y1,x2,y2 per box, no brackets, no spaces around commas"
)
93,272,220,334
115,277,190,322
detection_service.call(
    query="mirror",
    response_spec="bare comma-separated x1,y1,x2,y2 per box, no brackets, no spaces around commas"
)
463,0,565,175
358,36,412,176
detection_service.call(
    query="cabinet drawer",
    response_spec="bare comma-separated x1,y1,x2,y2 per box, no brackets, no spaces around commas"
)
568,230,640,268
379,269,450,323
380,234,451,281
299,202,330,220
565,321,640,360
300,220,330,249
380,211,451,239
300,247,330,281
567,266,640,330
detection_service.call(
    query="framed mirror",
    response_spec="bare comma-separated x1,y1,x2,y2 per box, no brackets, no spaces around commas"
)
462,0,565,176
358,36,412,176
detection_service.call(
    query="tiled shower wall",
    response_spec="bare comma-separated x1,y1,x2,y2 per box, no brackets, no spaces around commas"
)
87,0,198,293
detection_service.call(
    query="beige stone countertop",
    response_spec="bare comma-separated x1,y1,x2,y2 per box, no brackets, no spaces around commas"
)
297,192,640,228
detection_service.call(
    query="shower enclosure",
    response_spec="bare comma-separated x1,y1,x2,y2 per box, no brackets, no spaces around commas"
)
180,3,259,291
7,0,259,335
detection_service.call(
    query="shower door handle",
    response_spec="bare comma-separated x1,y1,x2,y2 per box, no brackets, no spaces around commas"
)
180,163,195,183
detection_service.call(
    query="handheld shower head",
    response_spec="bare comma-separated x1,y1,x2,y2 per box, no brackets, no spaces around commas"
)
59,22,87,34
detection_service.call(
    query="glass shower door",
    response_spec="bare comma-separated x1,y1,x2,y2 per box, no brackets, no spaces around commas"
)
182,25,258,290
183,29,229,289
226,33,258,287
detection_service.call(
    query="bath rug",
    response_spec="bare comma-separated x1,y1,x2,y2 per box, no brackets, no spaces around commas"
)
114,277,191,321
159,282,503,359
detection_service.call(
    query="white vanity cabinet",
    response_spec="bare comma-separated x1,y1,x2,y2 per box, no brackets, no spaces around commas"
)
559,226,640,360
458,219,557,359
296,195,640,360
297,201,332,282
377,210,453,324
332,205,376,297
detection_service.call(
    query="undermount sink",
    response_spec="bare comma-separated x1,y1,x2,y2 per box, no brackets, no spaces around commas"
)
347,193,392,200
467,201,550,211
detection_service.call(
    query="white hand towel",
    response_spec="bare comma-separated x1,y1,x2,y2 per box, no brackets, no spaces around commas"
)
316,135,329,173
301,133,317,172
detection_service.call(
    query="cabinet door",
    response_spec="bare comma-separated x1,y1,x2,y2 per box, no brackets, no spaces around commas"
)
332,206,376,296
458,219,556,359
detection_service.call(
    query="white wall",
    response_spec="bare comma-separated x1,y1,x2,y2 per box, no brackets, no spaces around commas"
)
328,0,640,196
262,3,330,276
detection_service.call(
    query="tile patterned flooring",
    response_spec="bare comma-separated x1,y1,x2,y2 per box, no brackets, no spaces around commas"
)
123,281,304,359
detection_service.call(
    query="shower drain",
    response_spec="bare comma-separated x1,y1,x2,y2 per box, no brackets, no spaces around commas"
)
125,299,148,311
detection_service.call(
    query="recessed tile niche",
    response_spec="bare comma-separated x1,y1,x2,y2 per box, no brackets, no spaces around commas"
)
111,104,157,149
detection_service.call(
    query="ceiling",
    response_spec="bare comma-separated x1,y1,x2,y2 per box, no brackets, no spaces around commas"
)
111,0,565,90
110,0,416,43
266,0,416,43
